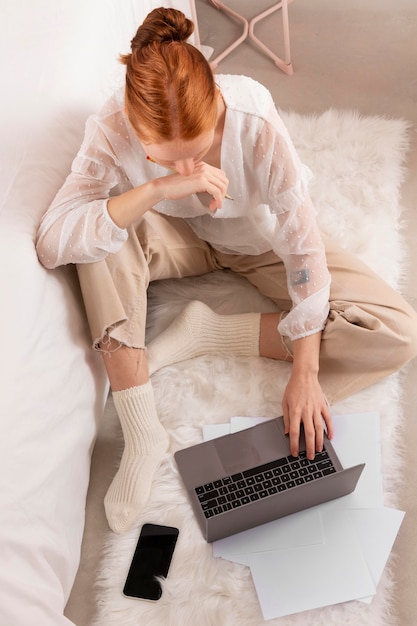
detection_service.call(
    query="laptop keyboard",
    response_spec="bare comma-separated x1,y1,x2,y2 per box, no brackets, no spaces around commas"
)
195,450,337,519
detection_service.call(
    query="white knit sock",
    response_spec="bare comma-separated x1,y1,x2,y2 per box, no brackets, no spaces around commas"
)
104,381,169,533
147,300,261,375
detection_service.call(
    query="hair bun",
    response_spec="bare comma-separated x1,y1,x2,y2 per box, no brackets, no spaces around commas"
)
131,7,194,52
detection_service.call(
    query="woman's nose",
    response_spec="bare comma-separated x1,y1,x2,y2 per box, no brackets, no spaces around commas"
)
175,159,195,176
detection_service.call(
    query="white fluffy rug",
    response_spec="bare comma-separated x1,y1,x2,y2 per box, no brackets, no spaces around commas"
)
92,109,410,626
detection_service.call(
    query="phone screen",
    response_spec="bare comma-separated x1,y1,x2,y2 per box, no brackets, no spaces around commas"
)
123,523,179,601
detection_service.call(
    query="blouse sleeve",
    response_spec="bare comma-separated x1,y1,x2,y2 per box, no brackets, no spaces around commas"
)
259,105,331,341
36,114,129,269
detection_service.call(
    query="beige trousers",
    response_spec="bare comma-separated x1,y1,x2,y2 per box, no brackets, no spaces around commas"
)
77,210,417,405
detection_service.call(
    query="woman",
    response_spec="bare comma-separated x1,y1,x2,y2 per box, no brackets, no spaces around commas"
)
36,7,417,534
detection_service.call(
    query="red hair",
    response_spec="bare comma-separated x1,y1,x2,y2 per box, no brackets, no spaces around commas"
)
120,8,218,143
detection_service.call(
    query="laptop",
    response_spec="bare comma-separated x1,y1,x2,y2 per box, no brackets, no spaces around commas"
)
174,416,365,542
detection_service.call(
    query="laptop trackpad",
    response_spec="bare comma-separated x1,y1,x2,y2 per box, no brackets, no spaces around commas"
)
214,418,288,476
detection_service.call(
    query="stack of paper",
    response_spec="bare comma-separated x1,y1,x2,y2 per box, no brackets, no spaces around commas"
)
203,413,404,620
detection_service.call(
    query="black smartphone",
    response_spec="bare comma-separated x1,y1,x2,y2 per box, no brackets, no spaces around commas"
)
123,523,179,601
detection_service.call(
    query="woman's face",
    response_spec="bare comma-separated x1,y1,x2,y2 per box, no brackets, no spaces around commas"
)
143,129,215,176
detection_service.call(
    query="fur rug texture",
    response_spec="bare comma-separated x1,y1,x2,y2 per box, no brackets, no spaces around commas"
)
92,109,411,626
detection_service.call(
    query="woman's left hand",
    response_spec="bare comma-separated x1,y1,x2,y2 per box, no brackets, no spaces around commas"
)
281,333,333,460
282,370,333,459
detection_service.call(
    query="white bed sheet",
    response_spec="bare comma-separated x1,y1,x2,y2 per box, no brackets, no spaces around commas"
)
0,1,198,623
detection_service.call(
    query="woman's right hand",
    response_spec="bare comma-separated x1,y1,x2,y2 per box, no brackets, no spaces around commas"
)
155,161,229,212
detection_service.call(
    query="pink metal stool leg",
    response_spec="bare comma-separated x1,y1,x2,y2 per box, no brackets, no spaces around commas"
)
208,0,249,69
207,0,294,75
249,0,293,75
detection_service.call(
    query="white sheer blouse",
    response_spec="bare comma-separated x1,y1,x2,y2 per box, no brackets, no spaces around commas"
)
36,74,331,340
